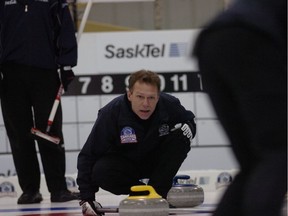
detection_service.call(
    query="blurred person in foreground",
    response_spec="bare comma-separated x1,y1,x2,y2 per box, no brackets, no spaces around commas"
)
193,0,287,216
77,70,196,215
0,0,78,204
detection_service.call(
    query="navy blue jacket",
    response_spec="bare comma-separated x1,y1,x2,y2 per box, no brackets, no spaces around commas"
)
194,0,286,60
77,92,196,200
0,0,77,69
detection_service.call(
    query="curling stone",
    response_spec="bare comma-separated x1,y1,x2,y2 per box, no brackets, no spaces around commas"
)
119,185,169,216
167,175,204,208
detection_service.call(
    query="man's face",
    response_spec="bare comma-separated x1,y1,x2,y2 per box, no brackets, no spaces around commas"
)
127,81,159,120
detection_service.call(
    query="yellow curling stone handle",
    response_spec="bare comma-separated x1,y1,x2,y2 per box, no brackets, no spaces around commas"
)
127,185,162,200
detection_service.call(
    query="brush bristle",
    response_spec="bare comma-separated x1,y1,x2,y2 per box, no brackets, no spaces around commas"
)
31,128,60,144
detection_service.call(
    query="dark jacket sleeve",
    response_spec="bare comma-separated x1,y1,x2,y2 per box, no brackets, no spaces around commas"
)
52,0,77,67
77,105,119,200
0,2,3,61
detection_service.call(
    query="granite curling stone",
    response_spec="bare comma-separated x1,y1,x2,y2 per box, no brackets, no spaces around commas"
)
167,175,204,207
119,185,169,216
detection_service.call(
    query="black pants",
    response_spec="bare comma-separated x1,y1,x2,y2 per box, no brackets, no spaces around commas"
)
198,29,287,216
204,73,287,216
91,133,191,198
0,64,67,193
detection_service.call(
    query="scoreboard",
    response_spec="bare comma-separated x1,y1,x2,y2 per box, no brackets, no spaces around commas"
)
65,71,203,96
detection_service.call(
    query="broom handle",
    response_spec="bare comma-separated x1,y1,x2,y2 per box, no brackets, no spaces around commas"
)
46,85,63,133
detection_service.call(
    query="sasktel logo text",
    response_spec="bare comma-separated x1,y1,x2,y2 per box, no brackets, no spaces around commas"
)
105,44,165,59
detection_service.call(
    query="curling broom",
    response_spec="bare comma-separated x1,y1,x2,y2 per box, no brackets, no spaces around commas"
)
31,85,63,144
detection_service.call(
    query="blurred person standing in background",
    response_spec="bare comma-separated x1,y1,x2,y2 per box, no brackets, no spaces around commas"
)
194,0,287,215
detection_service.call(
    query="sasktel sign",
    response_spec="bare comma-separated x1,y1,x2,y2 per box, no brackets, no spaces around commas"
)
104,42,192,59
76,29,201,74
105,44,166,58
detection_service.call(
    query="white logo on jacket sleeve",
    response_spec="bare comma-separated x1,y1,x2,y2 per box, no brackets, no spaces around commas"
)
159,124,169,136
120,127,137,143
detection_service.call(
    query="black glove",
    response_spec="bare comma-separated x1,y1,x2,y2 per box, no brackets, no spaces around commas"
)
79,200,104,216
60,66,75,92
170,121,195,146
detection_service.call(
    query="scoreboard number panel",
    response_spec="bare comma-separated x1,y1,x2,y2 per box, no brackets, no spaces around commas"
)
65,72,204,96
